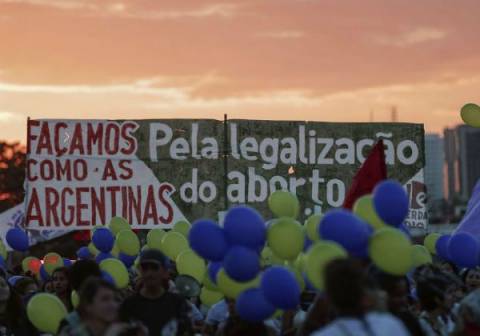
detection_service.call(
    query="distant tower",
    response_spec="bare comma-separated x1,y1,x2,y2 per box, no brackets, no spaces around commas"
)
391,106,398,122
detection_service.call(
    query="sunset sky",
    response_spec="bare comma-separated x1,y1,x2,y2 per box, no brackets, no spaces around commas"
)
1,0,479,143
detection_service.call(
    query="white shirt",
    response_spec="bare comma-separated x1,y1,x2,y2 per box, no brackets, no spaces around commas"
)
311,312,410,336
205,300,229,326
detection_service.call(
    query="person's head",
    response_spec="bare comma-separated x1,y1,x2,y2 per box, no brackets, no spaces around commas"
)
69,260,102,291
376,273,409,314
78,277,119,324
42,280,54,293
464,268,480,292
324,258,370,316
14,277,38,297
138,249,169,289
440,261,459,275
417,276,449,313
52,267,70,296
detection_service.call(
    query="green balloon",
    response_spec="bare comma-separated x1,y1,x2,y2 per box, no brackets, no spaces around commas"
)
267,218,304,260
109,217,131,235
268,191,300,219
43,252,64,275
353,195,386,230
88,242,99,256
305,214,322,241
305,241,347,290
203,273,218,291
461,103,480,128
217,269,260,298
293,253,306,273
173,220,191,237
147,229,166,250
110,242,120,258
116,230,140,256
369,228,413,276
27,293,67,334
71,290,79,308
100,258,129,289
424,233,440,255
0,241,7,259
200,287,224,307
161,232,189,260
412,244,432,267
176,249,206,283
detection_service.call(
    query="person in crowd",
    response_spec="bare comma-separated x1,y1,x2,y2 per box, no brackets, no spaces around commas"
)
203,298,232,335
68,260,102,292
42,279,54,293
311,258,409,336
14,277,38,297
53,267,73,311
58,277,146,336
417,275,450,336
296,294,335,336
119,249,193,335
215,312,277,336
452,288,480,335
463,268,480,293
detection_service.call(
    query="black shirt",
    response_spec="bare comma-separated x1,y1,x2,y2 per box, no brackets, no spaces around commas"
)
119,292,191,335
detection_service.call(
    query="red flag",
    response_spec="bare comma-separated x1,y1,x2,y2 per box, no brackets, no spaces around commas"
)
343,140,387,209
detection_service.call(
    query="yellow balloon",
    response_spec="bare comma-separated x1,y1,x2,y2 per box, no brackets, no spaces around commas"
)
293,253,306,273
200,287,224,307
0,241,7,259
27,293,67,334
305,214,322,241
287,266,305,292
203,273,218,291
110,242,120,258
267,218,304,260
71,291,79,308
116,230,140,256
369,228,413,276
305,241,347,290
412,244,432,267
176,250,206,283
353,195,386,230
268,191,300,219
161,232,189,260
109,217,131,235
88,242,99,256
147,229,166,250
22,257,38,273
461,103,480,128
100,258,129,289
217,269,259,298
424,233,441,254
261,246,273,267
43,252,63,275
173,220,191,237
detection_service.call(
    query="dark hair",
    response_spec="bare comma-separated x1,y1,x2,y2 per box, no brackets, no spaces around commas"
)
77,277,117,318
0,276,26,329
14,277,37,296
69,260,102,291
417,276,448,311
375,272,409,295
52,267,73,310
324,258,369,316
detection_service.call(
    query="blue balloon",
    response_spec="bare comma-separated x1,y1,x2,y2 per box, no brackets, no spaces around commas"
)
436,234,451,261
40,265,49,281
92,228,114,253
399,223,411,239
95,252,113,264
189,220,228,261
373,180,409,227
224,246,260,282
319,210,370,253
102,271,115,285
7,275,23,287
224,206,266,249
236,288,276,322
6,228,29,252
448,233,479,268
119,253,136,268
303,273,316,291
303,237,313,252
261,266,300,310
63,258,73,267
207,262,222,284
76,246,91,260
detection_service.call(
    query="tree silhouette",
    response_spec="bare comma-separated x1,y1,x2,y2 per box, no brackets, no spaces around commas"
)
0,142,26,213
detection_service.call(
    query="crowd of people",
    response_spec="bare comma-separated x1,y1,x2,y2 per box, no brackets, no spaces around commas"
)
0,245,480,336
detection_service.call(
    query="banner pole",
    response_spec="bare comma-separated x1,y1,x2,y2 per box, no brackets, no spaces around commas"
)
223,114,229,211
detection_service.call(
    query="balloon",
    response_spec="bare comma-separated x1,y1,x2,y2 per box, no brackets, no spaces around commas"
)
261,266,300,310
236,288,276,322
119,253,137,268
287,266,306,292
305,214,322,241
461,103,480,128
207,262,222,284
268,218,304,260
6,228,29,251
28,258,42,274
63,258,72,268
373,180,409,227
147,229,166,250
319,209,370,253
161,231,189,260
116,230,140,256
110,242,120,258
43,252,63,275
261,246,274,267
436,234,452,261
305,241,347,290
448,233,479,268
109,217,131,235
424,233,441,254
369,228,413,275
203,273,218,291
176,250,206,283
76,246,92,260
27,293,67,333
412,245,432,267
39,265,49,281
100,258,129,289
216,269,260,299
88,242,99,256
200,287,224,307
92,228,114,253
102,271,115,285
224,246,260,282
22,257,38,273
353,195,386,230
173,220,191,237
268,191,300,219
71,291,79,308
224,206,266,249
95,252,113,264
0,241,7,259
189,220,228,261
